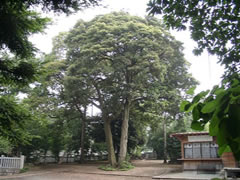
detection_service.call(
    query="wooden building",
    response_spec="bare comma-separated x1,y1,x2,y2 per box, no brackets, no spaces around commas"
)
171,132,237,171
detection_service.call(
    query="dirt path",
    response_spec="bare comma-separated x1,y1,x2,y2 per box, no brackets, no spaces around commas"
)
0,160,182,180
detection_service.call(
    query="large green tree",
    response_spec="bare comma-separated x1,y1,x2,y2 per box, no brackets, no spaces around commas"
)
65,12,195,166
148,0,240,160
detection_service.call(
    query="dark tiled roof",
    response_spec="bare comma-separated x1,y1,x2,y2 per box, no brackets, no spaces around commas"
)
170,131,209,137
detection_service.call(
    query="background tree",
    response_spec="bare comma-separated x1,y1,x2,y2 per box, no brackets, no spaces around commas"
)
64,73,91,163
0,95,33,151
22,59,80,162
50,32,92,163
148,0,240,160
147,114,192,163
142,45,197,163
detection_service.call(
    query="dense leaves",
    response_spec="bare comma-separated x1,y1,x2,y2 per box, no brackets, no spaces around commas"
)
0,0,100,57
148,0,240,67
0,96,32,146
0,56,37,88
0,137,12,154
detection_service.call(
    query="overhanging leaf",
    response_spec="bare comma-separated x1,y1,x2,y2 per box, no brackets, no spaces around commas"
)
191,120,204,131
186,86,196,95
214,88,225,96
192,90,209,103
231,79,239,87
209,113,220,136
180,100,190,112
228,104,240,138
192,105,200,121
217,119,228,146
201,100,217,113
218,145,231,156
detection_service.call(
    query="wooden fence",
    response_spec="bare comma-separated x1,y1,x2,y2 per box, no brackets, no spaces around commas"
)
0,155,24,169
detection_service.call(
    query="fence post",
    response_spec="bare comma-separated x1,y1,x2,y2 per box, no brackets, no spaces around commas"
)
0,155,3,168
20,155,24,169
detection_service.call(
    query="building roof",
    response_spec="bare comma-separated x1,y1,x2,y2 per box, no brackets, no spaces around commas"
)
170,132,209,138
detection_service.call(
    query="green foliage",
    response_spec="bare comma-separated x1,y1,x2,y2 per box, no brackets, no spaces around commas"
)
91,142,107,154
181,73,240,159
19,167,29,173
148,113,192,162
118,161,135,171
148,130,181,162
167,136,181,163
148,0,240,66
0,0,100,58
131,146,143,159
49,120,65,161
0,6,50,58
0,56,38,88
0,137,12,154
18,0,100,14
0,96,32,145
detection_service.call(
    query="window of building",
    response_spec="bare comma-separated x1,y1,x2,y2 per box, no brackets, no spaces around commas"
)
184,142,218,159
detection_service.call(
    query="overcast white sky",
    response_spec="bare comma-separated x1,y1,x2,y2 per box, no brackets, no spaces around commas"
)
30,0,224,93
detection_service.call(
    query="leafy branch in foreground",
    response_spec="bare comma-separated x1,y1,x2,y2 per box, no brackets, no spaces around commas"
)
181,72,240,159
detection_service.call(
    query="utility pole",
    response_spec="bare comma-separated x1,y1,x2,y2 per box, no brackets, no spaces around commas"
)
163,113,167,163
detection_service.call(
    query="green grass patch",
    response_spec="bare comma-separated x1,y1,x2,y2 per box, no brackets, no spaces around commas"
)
99,164,117,171
119,161,135,171
99,161,135,171
19,167,29,173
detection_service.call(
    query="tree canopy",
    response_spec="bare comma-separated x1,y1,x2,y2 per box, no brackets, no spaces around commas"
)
148,0,240,67
0,0,101,84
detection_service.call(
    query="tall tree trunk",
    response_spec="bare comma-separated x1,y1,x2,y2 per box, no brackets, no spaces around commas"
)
43,150,47,164
118,99,130,164
104,116,117,167
80,118,85,163
80,106,87,163
163,116,167,163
